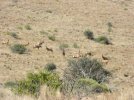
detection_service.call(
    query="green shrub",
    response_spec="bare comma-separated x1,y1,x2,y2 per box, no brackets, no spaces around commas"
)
84,29,94,40
10,44,26,54
59,43,69,50
11,70,61,97
95,36,110,45
7,32,19,39
25,24,32,30
48,35,56,41
62,57,110,95
45,63,57,71
77,78,109,93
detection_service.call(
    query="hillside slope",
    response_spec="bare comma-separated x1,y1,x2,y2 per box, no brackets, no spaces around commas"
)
0,0,134,100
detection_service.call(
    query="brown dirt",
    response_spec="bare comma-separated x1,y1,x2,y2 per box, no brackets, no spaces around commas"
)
0,0,134,100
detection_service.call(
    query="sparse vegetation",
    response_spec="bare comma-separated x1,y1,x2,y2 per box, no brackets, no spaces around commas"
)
10,44,27,54
40,30,48,35
7,70,61,97
54,29,58,32
7,32,19,39
95,36,110,45
76,78,109,93
62,57,110,96
17,26,23,30
84,29,94,40
59,43,69,50
45,63,57,71
25,24,32,30
46,10,52,13
73,43,79,48
4,81,17,88
48,35,56,41
107,22,113,32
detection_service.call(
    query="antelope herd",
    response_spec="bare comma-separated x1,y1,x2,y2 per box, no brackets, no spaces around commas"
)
1,39,109,64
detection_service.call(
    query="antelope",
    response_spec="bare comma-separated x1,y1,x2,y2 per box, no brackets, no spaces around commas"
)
102,55,109,60
84,52,93,57
73,54,80,58
2,39,9,45
33,41,44,49
46,46,53,52
73,50,81,58
62,49,65,56
102,55,109,65
22,42,29,47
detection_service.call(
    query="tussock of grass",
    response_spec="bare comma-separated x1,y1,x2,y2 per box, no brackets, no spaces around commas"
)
8,70,61,97
25,24,32,30
94,36,111,45
10,44,27,54
48,35,56,41
7,32,19,39
73,43,79,48
4,81,17,88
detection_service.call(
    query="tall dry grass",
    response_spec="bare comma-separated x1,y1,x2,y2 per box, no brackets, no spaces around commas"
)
1,86,133,100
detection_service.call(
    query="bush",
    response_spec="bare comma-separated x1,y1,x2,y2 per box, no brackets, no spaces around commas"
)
62,57,110,95
45,63,57,71
11,44,26,54
59,43,69,50
10,70,61,97
25,24,32,30
48,35,56,41
95,36,110,45
7,32,19,39
84,29,94,40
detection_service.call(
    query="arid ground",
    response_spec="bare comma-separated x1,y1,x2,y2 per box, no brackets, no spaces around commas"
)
0,0,134,100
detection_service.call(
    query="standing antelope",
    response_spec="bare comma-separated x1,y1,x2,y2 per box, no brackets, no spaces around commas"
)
46,46,53,52
33,41,44,49
73,50,81,58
